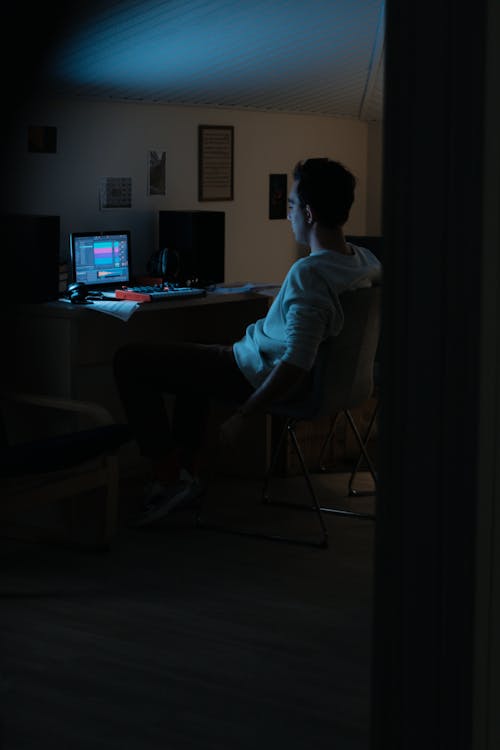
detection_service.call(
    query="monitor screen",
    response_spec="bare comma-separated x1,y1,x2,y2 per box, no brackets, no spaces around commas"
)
70,230,131,288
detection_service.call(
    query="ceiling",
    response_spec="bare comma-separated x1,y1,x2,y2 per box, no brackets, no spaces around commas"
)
40,0,385,122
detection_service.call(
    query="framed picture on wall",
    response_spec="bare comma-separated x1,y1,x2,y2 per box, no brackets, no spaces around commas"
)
148,149,166,196
28,125,57,153
99,177,132,209
269,174,288,219
198,125,234,201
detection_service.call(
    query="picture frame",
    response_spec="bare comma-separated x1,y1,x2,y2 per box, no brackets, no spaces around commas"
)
147,149,166,196
198,125,234,201
269,174,288,219
28,125,57,153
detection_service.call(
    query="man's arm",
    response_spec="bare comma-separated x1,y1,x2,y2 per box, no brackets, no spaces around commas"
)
219,359,308,446
237,359,308,416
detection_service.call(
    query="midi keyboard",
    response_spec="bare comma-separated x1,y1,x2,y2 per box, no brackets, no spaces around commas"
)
115,285,206,303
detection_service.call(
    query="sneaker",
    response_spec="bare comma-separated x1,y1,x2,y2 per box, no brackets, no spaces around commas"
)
132,470,205,527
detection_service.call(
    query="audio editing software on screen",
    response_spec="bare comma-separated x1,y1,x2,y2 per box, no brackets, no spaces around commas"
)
72,231,130,286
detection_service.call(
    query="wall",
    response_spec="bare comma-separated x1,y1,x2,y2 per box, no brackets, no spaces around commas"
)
4,98,380,283
366,121,383,234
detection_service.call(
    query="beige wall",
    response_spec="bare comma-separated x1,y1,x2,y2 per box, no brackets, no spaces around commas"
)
366,121,383,234
5,98,381,283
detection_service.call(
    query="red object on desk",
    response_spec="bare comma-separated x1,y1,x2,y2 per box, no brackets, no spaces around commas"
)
114,286,206,302
115,289,152,302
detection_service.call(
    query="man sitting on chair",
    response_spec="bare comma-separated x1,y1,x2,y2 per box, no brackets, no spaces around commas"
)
113,158,382,525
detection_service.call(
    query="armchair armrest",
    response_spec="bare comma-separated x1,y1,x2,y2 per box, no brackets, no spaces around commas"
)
1,392,115,427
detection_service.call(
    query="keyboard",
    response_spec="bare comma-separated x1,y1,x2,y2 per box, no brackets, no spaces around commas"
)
115,285,206,303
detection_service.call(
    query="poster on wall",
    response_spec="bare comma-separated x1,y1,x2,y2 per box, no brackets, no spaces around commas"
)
198,125,234,201
99,177,132,209
269,174,288,219
28,125,57,153
148,150,166,196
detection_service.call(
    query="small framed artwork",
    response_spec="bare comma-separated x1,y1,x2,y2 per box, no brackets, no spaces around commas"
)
28,125,57,153
198,125,234,201
99,177,132,209
269,174,288,219
148,149,166,196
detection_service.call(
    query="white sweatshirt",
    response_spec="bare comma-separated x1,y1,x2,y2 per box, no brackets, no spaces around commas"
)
233,244,382,388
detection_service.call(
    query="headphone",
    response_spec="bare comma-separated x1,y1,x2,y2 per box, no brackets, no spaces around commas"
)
147,248,180,281
67,282,91,304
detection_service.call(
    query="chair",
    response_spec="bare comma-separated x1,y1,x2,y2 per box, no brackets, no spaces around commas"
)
1,391,131,550
198,285,381,548
346,362,380,497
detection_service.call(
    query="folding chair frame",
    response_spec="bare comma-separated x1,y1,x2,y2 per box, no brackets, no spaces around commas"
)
263,411,376,526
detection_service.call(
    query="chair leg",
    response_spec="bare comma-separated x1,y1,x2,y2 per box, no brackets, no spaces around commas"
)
316,407,378,499
345,405,378,497
308,407,377,518
197,418,329,548
262,416,291,502
265,418,375,521
317,414,340,471
259,419,329,545
316,414,376,520
281,422,329,544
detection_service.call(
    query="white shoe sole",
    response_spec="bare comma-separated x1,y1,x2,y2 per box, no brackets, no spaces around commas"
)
132,481,204,526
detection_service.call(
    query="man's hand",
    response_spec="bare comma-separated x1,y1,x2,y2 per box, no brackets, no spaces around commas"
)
219,360,307,449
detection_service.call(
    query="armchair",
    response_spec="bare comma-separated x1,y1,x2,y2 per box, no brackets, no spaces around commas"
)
1,391,131,549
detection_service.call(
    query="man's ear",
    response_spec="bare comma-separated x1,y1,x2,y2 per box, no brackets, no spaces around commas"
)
305,204,315,224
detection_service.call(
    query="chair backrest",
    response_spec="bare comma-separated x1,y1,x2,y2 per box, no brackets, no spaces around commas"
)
273,285,381,420
319,285,381,415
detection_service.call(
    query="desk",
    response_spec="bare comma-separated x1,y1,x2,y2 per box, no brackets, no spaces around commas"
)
4,292,270,476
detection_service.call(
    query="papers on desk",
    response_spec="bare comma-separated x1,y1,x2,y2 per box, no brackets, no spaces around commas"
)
90,300,139,321
212,282,280,298
59,297,139,321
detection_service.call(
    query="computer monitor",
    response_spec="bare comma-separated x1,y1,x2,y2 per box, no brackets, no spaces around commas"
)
70,230,131,289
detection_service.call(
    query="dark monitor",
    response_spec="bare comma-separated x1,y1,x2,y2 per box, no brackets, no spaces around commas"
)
346,235,384,263
70,230,131,289
3,213,60,303
158,210,225,286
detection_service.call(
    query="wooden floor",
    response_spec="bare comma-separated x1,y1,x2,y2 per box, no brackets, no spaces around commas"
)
0,471,376,750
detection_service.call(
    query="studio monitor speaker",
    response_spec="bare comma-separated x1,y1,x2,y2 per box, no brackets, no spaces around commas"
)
3,213,60,303
158,210,225,286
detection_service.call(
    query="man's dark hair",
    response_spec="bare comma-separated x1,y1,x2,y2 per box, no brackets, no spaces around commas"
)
293,158,356,228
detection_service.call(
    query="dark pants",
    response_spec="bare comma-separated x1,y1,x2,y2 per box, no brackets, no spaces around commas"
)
113,341,254,467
